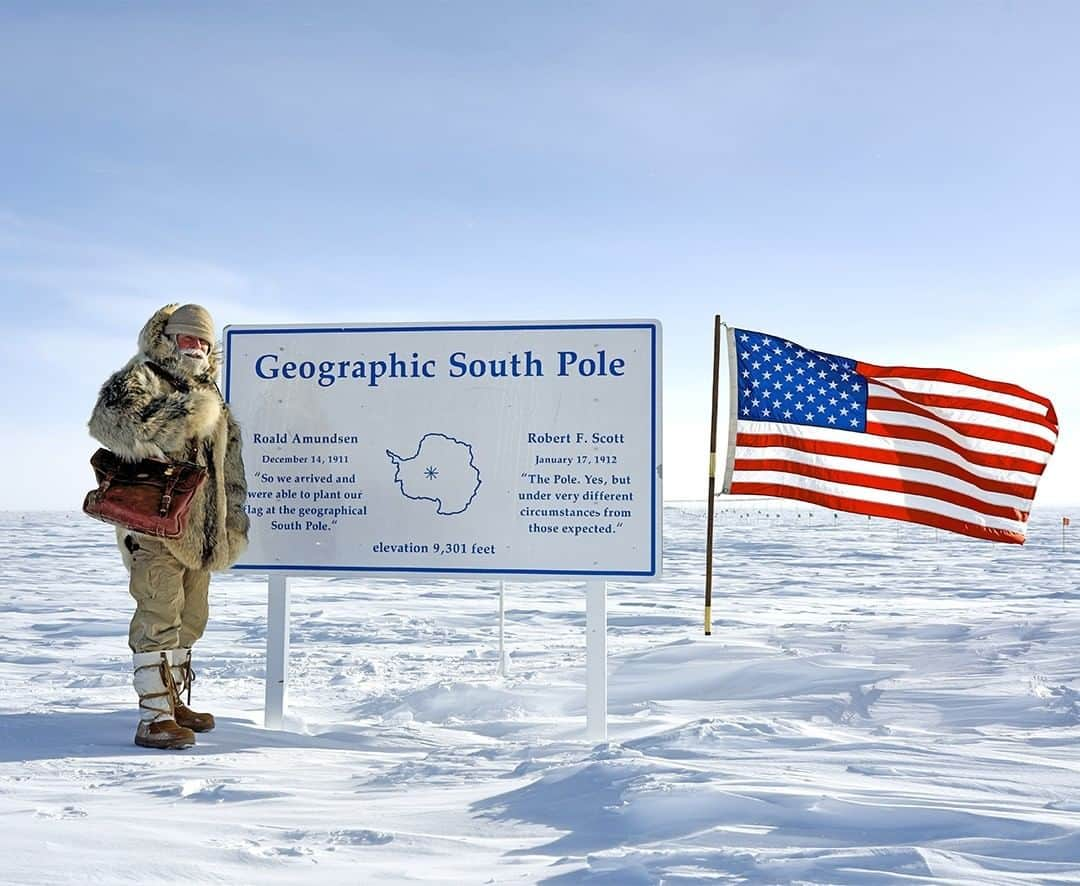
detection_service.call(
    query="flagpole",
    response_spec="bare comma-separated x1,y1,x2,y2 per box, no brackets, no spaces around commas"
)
704,315,723,636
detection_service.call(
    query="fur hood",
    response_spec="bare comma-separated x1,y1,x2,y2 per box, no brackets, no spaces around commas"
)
89,304,249,571
137,303,223,383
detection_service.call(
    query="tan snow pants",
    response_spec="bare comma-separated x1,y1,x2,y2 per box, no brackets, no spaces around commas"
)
125,534,211,653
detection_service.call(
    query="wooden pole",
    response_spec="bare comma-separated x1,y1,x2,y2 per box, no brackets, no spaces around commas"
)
704,315,723,636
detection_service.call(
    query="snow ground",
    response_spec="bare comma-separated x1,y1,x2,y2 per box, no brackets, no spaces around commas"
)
1,505,1078,884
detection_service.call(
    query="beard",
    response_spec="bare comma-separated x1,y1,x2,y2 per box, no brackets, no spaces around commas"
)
178,348,211,375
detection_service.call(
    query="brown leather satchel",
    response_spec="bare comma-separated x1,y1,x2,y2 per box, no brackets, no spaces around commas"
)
83,448,208,539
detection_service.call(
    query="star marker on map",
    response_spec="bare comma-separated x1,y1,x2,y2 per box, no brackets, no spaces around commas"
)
386,433,481,515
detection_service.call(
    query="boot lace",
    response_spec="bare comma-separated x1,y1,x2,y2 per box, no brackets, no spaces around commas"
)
134,652,176,720
170,655,197,708
180,657,196,706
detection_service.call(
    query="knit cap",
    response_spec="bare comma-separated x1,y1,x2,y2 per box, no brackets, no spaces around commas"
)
164,304,215,344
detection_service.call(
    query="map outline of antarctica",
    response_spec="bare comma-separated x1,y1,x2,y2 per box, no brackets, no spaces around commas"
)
386,432,482,516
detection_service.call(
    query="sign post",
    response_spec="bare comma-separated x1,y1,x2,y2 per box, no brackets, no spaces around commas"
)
585,580,607,741
497,581,508,677
225,320,662,738
264,574,290,730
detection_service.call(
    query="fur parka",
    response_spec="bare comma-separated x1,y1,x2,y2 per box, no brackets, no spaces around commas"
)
88,304,249,572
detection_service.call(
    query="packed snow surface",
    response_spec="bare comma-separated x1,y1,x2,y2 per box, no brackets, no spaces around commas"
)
1,505,1078,884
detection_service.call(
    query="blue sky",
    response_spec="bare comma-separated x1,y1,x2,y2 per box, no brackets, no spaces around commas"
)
1,2,1076,509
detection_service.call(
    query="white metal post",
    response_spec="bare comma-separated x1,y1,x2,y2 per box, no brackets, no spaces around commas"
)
264,574,291,730
497,581,507,677
585,580,608,742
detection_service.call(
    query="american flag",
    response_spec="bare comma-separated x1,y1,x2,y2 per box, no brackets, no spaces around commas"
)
721,327,1058,544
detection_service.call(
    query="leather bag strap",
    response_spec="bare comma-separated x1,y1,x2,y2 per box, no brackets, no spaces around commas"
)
159,465,182,517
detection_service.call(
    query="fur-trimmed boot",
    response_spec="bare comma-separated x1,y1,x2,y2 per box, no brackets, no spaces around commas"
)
169,648,216,732
133,651,196,750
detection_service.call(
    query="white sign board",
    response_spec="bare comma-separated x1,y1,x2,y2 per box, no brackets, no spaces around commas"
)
224,320,662,578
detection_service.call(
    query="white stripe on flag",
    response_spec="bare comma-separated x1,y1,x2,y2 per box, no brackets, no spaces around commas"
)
868,383,1058,444
862,374,1050,415
733,444,1034,513
736,421,1045,487
728,469,1028,535
865,408,1052,464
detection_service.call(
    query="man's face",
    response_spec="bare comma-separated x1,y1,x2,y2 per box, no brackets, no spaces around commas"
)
176,334,212,373
176,334,211,354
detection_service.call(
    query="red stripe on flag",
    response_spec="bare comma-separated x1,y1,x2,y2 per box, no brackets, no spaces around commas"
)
735,432,1038,499
865,422,1049,476
732,458,1027,521
868,381,1059,432
728,481,1026,544
867,396,1057,454
857,362,1056,412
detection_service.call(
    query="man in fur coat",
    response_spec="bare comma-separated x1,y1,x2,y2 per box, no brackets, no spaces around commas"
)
89,304,249,749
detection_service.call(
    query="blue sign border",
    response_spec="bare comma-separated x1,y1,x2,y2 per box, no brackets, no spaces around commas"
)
224,321,660,578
